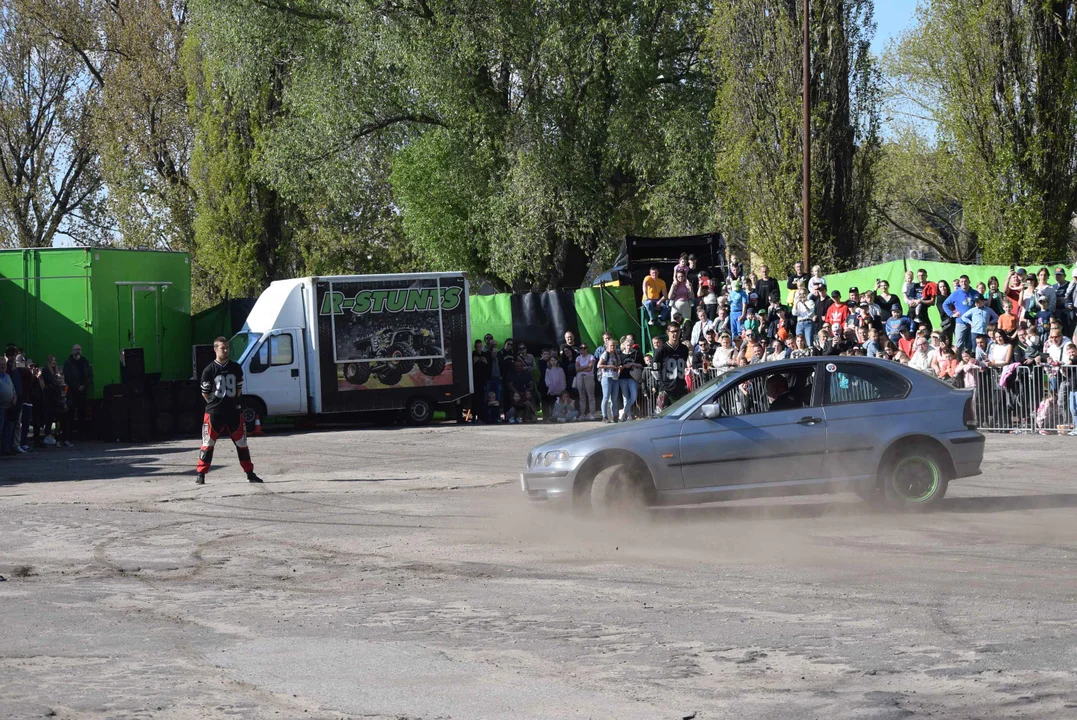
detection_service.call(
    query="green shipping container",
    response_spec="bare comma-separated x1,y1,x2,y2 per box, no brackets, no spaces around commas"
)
0,248,192,398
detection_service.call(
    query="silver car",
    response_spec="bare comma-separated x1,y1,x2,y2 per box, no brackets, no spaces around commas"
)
521,357,984,511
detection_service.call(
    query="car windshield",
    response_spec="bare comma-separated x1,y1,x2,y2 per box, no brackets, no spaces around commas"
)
228,332,259,363
656,368,746,419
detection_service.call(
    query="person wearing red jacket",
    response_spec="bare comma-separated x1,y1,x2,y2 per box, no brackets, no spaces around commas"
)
824,290,851,328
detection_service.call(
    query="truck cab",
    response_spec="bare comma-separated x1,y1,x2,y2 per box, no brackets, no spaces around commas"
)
230,279,311,423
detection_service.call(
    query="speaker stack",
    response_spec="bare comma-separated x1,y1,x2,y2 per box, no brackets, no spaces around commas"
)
100,384,132,442
151,380,176,438
175,379,205,438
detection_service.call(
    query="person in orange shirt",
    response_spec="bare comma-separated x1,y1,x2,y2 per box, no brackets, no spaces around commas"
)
641,266,668,326
997,297,1019,337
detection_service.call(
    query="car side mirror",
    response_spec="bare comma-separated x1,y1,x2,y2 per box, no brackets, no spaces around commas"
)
701,403,722,419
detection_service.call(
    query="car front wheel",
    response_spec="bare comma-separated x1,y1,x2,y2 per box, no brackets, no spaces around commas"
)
584,463,655,519
882,446,949,510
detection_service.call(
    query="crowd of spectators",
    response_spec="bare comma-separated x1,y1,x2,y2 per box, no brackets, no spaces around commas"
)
471,329,647,425
0,343,91,455
468,255,1077,431
636,255,1077,432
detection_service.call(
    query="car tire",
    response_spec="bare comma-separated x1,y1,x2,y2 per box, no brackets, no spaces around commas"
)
405,397,433,426
587,463,655,519
881,445,949,510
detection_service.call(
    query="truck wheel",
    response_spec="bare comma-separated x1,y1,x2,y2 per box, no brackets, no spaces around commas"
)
241,397,267,428
382,343,415,375
344,362,371,385
418,350,446,377
405,397,433,425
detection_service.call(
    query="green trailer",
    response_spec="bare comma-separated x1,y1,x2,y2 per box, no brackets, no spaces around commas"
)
0,248,192,398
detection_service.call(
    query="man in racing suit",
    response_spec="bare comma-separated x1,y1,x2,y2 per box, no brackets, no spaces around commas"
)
196,336,262,484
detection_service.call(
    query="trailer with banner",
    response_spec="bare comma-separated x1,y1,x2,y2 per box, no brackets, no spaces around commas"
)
226,272,471,425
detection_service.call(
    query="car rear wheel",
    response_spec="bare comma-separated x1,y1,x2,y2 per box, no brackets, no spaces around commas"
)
882,446,949,510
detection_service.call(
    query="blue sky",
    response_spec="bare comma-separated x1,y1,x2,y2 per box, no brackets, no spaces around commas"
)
873,0,920,53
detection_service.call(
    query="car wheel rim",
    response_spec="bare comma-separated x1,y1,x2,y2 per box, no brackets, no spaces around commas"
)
411,403,428,421
892,456,939,502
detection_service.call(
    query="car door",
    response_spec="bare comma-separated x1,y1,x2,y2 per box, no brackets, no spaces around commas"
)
677,363,827,489
819,361,912,481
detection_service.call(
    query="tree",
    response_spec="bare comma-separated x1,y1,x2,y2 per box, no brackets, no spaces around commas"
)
15,0,196,252
0,1,106,248
888,0,1077,264
707,0,882,273
188,0,718,290
873,126,979,262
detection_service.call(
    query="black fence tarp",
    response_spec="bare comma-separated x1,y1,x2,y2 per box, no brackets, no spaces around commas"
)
510,290,580,350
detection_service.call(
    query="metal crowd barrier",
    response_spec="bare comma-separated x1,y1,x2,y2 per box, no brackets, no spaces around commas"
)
637,359,1077,434
914,363,1077,434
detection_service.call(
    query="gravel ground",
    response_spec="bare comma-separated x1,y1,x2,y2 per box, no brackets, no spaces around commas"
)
1,424,1075,719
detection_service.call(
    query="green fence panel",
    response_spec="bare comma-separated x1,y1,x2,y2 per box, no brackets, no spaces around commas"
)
574,286,642,349
469,293,513,346
825,259,908,307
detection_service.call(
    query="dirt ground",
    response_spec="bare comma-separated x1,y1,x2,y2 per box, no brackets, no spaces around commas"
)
1,423,1076,720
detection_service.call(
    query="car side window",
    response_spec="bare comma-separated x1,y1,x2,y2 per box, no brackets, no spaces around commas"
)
249,335,294,374
824,363,909,405
708,366,816,417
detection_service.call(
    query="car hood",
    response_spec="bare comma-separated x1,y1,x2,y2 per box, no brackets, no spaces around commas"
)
530,418,659,457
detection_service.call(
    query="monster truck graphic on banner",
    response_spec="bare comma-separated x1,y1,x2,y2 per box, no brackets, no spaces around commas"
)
317,277,466,392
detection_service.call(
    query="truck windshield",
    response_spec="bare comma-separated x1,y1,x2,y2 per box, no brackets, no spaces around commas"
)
228,332,259,363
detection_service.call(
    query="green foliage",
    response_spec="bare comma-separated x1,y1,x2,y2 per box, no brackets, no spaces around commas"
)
0,1,106,248
708,0,881,273
888,0,1077,264
873,124,978,262
189,0,718,290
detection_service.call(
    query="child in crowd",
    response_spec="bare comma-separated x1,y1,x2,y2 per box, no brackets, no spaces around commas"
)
741,306,761,338
544,355,567,421
885,304,911,343
484,391,501,424
506,391,537,424
551,392,579,423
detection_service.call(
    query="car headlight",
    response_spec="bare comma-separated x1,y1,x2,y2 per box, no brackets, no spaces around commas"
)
543,450,570,467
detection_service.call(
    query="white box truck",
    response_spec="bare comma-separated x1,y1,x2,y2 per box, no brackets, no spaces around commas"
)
225,272,472,425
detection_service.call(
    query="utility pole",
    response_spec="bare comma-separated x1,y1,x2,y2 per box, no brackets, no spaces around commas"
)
802,0,811,269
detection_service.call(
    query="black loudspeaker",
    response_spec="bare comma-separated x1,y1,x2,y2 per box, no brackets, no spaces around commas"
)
107,396,132,442
104,384,127,400
153,410,175,437
129,397,152,442
193,345,215,380
152,381,175,412
121,348,146,384
176,380,202,412
176,412,202,437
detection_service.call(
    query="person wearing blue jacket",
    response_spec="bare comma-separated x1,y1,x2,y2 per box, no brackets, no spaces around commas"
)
960,296,999,339
728,280,748,339
942,275,982,353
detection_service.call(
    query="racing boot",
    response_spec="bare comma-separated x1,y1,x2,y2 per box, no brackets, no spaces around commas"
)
195,473,206,485
247,472,263,483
